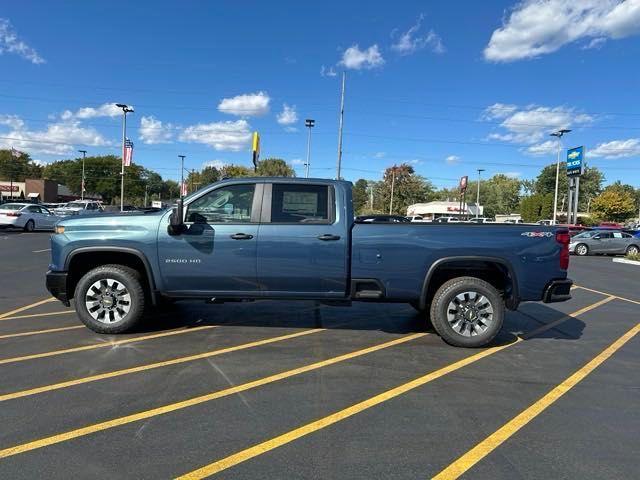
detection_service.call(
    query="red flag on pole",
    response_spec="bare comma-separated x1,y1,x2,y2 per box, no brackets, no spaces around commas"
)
180,181,188,196
123,139,134,166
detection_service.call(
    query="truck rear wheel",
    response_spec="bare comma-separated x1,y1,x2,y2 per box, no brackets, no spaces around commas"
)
429,276,503,348
74,264,145,334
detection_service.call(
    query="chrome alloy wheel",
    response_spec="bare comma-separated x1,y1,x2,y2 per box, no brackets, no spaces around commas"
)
85,278,131,324
576,244,588,256
446,291,494,337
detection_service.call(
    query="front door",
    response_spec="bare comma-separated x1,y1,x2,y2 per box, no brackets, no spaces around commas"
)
256,182,348,297
157,182,261,294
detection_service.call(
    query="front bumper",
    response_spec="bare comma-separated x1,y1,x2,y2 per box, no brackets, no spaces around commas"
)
46,270,70,306
542,278,573,303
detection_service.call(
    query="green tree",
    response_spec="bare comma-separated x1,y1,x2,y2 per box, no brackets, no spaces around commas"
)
256,158,296,177
352,179,369,214
473,174,521,218
591,183,636,222
375,163,435,215
520,193,553,222
220,164,253,178
535,164,604,211
0,149,43,181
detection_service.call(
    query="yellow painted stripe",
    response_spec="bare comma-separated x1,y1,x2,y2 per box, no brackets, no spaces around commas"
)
0,310,74,321
0,329,324,402
433,321,640,480
0,332,426,459
0,325,84,340
177,340,517,479
0,297,56,320
176,298,613,479
0,325,217,366
573,284,640,306
521,296,615,339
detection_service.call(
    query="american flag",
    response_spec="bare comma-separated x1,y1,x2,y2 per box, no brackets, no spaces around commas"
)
180,181,188,196
123,139,134,167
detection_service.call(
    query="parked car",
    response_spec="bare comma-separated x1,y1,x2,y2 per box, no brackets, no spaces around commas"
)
103,205,140,213
0,203,59,231
537,219,553,226
406,215,427,222
47,177,572,348
54,200,104,216
468,217,493,224
355,215,411,223
569,230,639,256
557,224,590,237
503,219,524,224
433,216,460,223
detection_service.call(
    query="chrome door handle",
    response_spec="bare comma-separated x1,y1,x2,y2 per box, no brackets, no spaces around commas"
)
317,234,341,241
230,233,254,240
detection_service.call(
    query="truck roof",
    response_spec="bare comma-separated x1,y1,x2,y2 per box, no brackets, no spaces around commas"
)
215,177,352,186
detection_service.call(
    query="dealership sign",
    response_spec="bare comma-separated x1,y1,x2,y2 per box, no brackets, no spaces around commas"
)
0,185,19,192
566,146,584,177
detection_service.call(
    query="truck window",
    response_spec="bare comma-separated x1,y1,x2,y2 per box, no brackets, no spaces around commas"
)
271,184,330,223
186,184,255,224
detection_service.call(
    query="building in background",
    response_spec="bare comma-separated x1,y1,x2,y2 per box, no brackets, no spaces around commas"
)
0,179,101,203
406,201,483,221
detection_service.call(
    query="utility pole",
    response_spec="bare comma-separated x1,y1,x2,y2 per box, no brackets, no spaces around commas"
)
304,119,315,178
476,168,484,219
336,72,346,180
144,184,148,207
389,166,396,215
550,129,571,225
369,182,374,210
116,104,134,212
178,155,186,199
78,150,87,200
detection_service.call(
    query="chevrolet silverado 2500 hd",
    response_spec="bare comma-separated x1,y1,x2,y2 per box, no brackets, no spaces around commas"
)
46,177,572,347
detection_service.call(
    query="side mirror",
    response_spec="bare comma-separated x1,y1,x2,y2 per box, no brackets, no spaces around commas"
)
167,199,186,235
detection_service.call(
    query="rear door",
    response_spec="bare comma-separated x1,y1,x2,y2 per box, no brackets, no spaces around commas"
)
594,231,613,252
256,182,348,297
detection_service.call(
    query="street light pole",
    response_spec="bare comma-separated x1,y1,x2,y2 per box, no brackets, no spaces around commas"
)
178,155,186,200
78,150,87,200
389,166,396,215
476,168,485,219
304,119,315,178
336,71,346,180
116,104,134,212
550,129,571,225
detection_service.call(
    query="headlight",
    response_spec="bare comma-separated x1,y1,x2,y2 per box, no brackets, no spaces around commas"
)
55,225,65,234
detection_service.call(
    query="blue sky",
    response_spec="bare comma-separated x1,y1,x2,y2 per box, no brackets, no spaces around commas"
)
1,0,640,190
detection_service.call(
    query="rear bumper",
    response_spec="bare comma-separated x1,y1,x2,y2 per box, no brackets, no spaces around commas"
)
542,278,573,303
46,270,70,306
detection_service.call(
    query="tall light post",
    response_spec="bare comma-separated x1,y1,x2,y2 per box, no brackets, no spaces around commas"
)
550,128,571,225
336,71,346,180
178,155,186,200
304,119,315,178
389,165,397,215
116,104,134,212
476,168,485,219
78,150,87,200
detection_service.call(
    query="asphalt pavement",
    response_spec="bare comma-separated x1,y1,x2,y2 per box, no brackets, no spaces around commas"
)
0,232,638,479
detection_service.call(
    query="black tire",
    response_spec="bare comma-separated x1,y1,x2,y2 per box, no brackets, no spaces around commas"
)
74,264,146,334
575,243,589,256
429,276,504,348
23,220,35,232
626,244,639,256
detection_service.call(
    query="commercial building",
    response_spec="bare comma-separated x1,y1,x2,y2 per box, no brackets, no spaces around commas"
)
0,179,100,203
406,201,483,220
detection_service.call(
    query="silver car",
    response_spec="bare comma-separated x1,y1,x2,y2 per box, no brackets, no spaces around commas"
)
0,203,59,231
569,230,640,256
54,200,103,216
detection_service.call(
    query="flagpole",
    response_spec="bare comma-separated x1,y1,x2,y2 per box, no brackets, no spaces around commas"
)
116,104,133,212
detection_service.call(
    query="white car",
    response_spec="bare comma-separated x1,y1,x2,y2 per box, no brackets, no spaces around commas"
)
433,216,460,223
0,203,59,231
54,200,103,216
469,217,493,224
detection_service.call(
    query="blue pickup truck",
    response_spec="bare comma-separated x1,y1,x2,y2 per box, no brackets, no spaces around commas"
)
46,178,572,347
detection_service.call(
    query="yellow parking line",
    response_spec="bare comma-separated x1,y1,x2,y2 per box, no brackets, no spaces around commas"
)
0,332,427,459
432,321,640,480
175,298,612,479
0,325,217,366
573,284,640,306
0,325,84,340
0,328,325,402
0,298,56,320
0,310,74,321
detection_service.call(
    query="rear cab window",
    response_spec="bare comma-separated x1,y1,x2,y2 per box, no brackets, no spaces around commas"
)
269,184,332,224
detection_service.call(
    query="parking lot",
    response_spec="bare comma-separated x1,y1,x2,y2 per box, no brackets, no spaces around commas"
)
0,230,638,479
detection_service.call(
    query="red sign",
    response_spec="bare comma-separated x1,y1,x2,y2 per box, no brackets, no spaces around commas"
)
0,185,19,192
447,206,463,212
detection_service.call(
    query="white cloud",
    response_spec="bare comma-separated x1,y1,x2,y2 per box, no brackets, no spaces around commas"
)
0,116,111,155
276,104,298,125
320,65,337,77
391,14,445,55
339,44,384,70
408,159,423,165
202,159,228,169
0,18,45,64
484,0,640,62
218,92,270,116
284,126,298,133
139,115,173,144
500,172,522,178
446,155,461,164
526,140,558,156
179,119,252,151
374,151,386,159
589,138,640,158
0,114,25,130
290,158,305,165
483,103,594,145
61,103,123,120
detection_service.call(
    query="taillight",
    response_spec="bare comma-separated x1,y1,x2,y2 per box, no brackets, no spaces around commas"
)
6,212,21,217
556,230,570,270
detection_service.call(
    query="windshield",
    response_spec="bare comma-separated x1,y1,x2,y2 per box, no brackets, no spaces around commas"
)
64,202,85,209
572,230,599,239
0,204,25,210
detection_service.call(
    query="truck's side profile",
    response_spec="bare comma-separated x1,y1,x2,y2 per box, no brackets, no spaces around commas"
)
46,178,572,347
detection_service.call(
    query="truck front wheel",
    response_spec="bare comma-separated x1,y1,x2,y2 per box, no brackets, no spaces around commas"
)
74,265,145,334
429,276,504,348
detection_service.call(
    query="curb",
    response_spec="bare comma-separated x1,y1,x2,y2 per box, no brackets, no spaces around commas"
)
612,258,640,266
